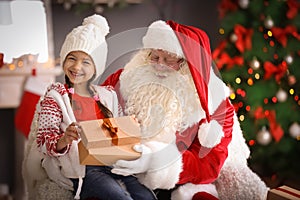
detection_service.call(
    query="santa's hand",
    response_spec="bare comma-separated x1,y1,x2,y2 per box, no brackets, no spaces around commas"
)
111,144,152,176
42,157,73,191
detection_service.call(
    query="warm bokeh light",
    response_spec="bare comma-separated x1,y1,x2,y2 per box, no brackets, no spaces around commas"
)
246,105,251,111
8,64,15,70
219,28,225,35
248,68,253,74
247,78,253,86
230,93,236,100
272,97,277,103
263,47,268,52
255,73,260,79
239,114,245,121
267,30,272,37
17,60,23,68
238,102,243,108
249,140,255,146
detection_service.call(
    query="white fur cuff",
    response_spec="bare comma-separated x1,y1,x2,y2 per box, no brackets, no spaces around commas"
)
137,141,183,190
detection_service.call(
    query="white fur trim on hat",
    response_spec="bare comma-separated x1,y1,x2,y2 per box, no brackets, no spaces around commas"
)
142,20,185,58
208,68,230,114
60,14,110,80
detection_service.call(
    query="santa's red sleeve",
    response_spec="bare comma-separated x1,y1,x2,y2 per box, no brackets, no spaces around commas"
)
179,136,231,184
176,98,234,185
101,68,126,109
101,68,123,87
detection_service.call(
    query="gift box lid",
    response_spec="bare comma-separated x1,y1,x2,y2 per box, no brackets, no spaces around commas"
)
79,115,141,149
267,185,300,200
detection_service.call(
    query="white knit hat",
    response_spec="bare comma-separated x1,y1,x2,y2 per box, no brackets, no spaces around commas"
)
142,20,185,58
60,14,110,80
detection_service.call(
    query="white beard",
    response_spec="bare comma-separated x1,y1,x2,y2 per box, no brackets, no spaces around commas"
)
120,64,205,143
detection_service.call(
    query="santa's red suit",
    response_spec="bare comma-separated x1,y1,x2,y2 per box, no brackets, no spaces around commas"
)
103,20,268,200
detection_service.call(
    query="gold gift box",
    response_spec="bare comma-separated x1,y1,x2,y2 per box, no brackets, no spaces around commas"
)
267,185,300,200
78,116,141,166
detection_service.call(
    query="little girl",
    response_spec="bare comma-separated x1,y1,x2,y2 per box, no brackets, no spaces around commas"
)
35,14,156,200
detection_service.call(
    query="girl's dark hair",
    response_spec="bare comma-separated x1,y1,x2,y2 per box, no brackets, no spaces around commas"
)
65,75,113,118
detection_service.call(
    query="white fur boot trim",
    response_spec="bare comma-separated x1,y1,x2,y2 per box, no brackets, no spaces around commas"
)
171,183,219,200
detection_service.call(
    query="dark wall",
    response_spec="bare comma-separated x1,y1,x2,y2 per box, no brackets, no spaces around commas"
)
52,0,221,55
52,0,221,82
0,109,15,191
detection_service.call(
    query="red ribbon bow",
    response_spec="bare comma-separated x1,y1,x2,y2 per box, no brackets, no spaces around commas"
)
102,118,118,145
254,107,284,142
216,52,244,70
218,0,238,19
212,41,227,60
287,0,299,19
271,25,300,47
213,41,244,69
263,61,287,82
234,25,253,53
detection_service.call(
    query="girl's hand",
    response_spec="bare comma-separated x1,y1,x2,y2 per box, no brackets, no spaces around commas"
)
57,122,81,152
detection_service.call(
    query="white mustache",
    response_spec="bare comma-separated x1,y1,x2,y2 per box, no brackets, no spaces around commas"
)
150,64,176,77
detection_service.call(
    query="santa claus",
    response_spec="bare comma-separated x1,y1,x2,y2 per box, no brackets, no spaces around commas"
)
103,20,269,200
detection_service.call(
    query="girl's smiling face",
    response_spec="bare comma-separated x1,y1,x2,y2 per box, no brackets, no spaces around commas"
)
63,51,95,84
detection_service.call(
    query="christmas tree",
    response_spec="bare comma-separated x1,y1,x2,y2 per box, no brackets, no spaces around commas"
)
213,0,300,185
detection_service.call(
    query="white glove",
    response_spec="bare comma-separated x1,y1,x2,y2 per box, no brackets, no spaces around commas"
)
111,144,152,176
112,141,182,176
42,157,73,191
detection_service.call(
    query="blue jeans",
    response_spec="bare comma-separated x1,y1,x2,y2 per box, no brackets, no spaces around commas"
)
71,166,157,200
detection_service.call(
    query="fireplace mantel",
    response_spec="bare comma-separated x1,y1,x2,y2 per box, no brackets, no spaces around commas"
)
0,64,62,108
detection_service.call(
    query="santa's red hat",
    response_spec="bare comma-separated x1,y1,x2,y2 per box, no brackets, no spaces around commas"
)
142,20,234,149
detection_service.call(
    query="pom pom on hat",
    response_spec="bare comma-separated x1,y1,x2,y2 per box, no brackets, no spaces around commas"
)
83,14,109,36
60,14,110,81
142,20,185,58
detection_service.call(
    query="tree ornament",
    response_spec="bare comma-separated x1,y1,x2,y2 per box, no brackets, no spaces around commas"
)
285,54,293,64
63,2,72,10
289,122,300,138
288,75,297,85
276,88,288,102
239,0,249,9
257,126,272,145
230,33,238,43
94,5,104,13
264,16,274,29
249,57,260,70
